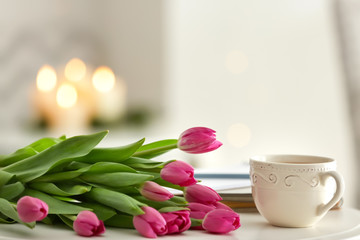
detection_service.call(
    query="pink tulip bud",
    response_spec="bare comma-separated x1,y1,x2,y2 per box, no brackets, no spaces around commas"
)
160,160,197,187
133,206,167,238
161,210,191,234
73,211,105,237
17,196,48,222
202,209,241,234
178,127,222,154
188,202,216,219
140,181,174,202
185,184,222,205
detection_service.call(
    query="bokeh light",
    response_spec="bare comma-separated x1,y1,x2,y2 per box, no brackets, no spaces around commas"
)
92,66,116,93
64,58,87,82
36,65,57,92
56,83,78,108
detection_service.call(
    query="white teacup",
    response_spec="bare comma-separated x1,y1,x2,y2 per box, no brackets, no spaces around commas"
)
249,154,345,228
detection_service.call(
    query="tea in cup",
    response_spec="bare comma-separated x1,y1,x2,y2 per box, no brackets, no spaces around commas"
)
250,154,345,227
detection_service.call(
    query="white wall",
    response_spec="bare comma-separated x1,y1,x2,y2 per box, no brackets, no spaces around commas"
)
164,0,356,206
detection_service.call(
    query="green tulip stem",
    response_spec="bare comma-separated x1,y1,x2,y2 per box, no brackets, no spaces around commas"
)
190,218,203,227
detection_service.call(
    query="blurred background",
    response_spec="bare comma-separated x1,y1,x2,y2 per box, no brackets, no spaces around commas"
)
0,0,359,207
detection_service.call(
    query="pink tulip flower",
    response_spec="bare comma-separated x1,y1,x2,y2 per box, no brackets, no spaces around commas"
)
185,184,222,205
160,160,197,187
161,210,191,234
178,127,222,154
17,196,49,222
188,202,215,219
140,181,174,202
73,211,105,237
202,209,241,234
133,206,167,238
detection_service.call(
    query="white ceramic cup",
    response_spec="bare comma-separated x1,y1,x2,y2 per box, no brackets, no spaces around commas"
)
249,154,345,227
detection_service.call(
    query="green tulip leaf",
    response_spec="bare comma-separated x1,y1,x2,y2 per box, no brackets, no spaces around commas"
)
0,216,15,223
132,196,187,210
153,177,185,191
41,215,57,225
0,182,25,200
72,138,145,164
30,167,90,183
0,137,65,167
133,139,178,158
52,196,81,203
122,157,174,169
38,162,137,183
3,131,108,183
78,202,117,221
158,206,190,213
169,196,188,205
80,172,153,188
0,170,15,188
64,161,90,171
29,182,91,197
85,188,145,216
58,214,74,229
85,162,137,174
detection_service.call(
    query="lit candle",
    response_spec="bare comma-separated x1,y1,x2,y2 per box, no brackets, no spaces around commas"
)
50,82,93,135
33,65,58,125
92,66,126,123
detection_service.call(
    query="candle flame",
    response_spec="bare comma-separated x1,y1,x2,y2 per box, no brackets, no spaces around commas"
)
92,66,116,93
36,65,57,92
65,58,86,82
56,83,78,108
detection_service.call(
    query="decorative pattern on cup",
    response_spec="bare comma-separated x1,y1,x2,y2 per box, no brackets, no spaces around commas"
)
284,175,320,188
251,172,278,184
251,172,322,189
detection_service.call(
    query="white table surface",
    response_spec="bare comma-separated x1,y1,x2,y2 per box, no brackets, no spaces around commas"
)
1,208,360,240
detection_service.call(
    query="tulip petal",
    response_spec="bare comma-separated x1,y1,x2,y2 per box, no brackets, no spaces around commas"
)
133,207,168,238
73,211,105,237
188,202,216,219
140,181,174,201
202,209,241,234
94,220,106,235
133,217,157,238
185,184,222,204
160,161,197,187
213,202,233,211
141,207,166,225
161,211,191,234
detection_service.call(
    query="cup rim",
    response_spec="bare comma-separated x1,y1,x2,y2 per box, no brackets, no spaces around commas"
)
250,154,334,166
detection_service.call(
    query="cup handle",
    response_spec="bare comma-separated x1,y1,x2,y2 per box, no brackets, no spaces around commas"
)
317,171,345,216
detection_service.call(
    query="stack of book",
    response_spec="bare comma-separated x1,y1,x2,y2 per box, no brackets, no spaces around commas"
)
217,187,256,212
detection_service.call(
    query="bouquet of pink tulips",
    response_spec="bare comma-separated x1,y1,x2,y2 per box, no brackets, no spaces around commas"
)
0,127,241,238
